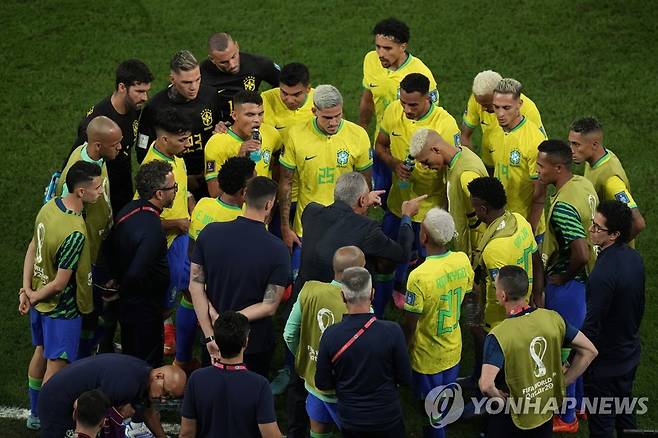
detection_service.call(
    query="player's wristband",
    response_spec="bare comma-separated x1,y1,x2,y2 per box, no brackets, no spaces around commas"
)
204,335,215,344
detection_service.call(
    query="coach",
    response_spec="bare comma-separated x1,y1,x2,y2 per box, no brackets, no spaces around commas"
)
582,200,645,437
38,353,186,438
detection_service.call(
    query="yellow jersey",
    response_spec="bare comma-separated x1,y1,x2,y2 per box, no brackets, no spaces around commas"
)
204,124,282,180
404,251,474,374
381,102,460,221
140,144,189,247
491,117,547,235
481,213,537,331
463,93,544,167
279,118,372,236
188,197,243,240
362,51,438,143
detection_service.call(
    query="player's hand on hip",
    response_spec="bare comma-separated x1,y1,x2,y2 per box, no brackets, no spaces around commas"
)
281,227,301,251
401,194,428,217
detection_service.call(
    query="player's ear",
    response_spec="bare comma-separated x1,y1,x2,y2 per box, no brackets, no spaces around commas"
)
117,82,127,93
312,107,317,116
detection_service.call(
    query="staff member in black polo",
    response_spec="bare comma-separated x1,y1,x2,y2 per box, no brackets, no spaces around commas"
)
315,267,411,437
180,311,281,438
104,160,175,367
583,200,646,437
189,176,290,377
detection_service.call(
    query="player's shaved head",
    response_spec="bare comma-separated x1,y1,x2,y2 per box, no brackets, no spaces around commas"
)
570,116,603,142
472,70,502,97
86,116,121,143
538,139,573,166
208,32,233,52
333,246,366,278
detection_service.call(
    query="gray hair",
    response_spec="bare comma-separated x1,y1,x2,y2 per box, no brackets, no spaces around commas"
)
472,70,502,97
341,267,372,303
423,207,456,245
334,172,368,206
170,50,198,73
313,84,343,110
409,128,431,157
494,77,522,99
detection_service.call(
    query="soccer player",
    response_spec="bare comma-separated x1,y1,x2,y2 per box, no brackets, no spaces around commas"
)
137,50,222,199
403,208,474,438
536,139,598,432
283,246,366,436
74,59,154,213
190,156,254,241
490,78,547,237
19,161,103,431
374,73,459,315
201,32,280,118
204,90,281,197
180,311,281,438
278,84,372,251
360,18,438,193
461,70,544,174
568,116,645,241
140,107,194,357
58,115,122,357
409,128,488,257
480,266,597,438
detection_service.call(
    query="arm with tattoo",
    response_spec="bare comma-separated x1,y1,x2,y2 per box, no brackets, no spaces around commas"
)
239,284,284,321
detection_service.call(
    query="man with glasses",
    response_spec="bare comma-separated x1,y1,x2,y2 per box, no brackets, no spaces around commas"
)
105,161,176,368
536,139,598,433
582,200,645,437
201,32,280,120
140,107,195,358
38,353,186,438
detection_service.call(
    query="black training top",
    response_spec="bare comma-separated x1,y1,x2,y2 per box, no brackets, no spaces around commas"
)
181,364,276,437
191,216,290,353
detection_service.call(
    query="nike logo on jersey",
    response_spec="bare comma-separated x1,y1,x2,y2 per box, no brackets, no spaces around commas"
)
481,121,489,125
391,132,402,136
275,125,286,130
369,83,378,87
305,155,317,161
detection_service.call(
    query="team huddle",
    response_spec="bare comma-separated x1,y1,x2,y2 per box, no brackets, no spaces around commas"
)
19,17,646,438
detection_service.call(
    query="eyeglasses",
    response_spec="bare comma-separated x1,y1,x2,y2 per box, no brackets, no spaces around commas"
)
590,221,609,233
159,182,178,192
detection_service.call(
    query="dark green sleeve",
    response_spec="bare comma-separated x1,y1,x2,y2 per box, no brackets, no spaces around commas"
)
56,231,86,270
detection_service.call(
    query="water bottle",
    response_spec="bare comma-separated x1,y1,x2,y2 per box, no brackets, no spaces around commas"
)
398,154,415,189
249,128,262,162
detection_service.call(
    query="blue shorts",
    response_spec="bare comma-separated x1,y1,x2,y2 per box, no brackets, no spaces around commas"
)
306,392,340,427
545,279,586,329
165,234,190,309
372,151,392,192
30,308,82,362
412,364,460,400
381,212,424,284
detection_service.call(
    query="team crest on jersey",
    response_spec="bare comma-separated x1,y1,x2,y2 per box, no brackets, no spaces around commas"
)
336,149,349,167
262,150,271,164
200,108,213,128
132,119,139,138
615,191,630,204
206,160,216,173
243,75,256,91
510,149,521,166
86,105,94,117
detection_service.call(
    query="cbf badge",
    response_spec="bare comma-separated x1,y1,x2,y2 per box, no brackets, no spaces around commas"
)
200,108,213,128
262,150,271,164
243,75,256,91
337,149,349,167
510,149,521,166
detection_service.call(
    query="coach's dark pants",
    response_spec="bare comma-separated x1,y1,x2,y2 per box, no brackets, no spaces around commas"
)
486,412,552,438
120,307,163,368
585,366,638,437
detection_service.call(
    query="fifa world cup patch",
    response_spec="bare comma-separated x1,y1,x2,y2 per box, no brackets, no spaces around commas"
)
405,292,416,306
615,191,630,204
454,133,462,147
206,160,216,173
337,149,349,167
489,268,500,281
510,149,521,166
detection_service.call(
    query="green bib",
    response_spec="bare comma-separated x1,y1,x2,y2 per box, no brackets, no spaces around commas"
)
32,199,93,315
542,175,598,273
56,144,113,261
296,281,346,399
446,147,488,256
491,309,566,429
